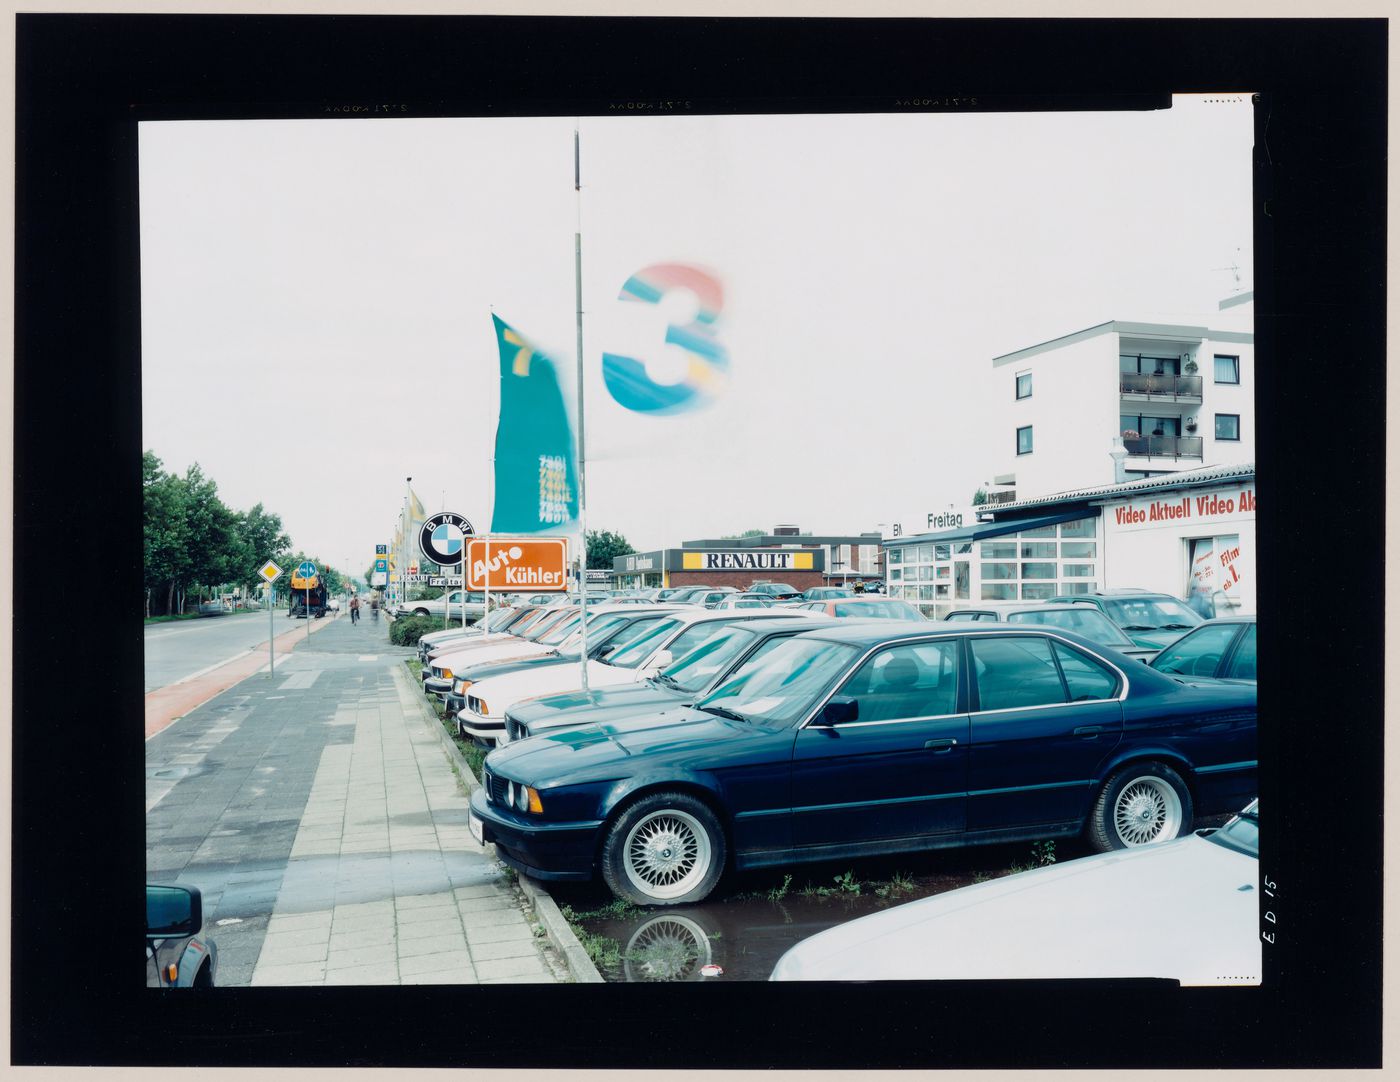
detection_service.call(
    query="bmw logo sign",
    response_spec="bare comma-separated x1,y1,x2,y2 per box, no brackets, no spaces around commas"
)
418,512,474,567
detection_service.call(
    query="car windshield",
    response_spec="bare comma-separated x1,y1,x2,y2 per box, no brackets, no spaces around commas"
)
833,600,924,619
538,611,585,645
602,617,685,668
1006,608,1135,647
1101,597,1202,630
486,608,525,631
551,614,639,660
695,638,861,725
521,609,575,640
660,625,759,693
1205,801,1258,858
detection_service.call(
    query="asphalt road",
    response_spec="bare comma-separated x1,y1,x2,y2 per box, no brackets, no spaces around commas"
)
144,609,336,692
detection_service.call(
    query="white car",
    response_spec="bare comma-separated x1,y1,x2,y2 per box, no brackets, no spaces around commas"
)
457,608,823,744
416,605,533,663
393,589,487,622
425,603,669,696
770,801,1261,986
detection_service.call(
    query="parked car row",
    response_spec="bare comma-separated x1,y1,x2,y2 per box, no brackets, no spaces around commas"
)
465,615,1257,910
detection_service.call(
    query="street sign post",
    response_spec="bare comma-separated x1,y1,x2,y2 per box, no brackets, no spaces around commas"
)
294,561,317,641
258,559,284,675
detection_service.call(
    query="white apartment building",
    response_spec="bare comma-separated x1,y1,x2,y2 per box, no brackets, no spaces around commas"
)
991,293,1254,504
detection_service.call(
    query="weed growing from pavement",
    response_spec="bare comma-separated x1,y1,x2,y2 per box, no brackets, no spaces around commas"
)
1031,840,1057,867
873,871,916,899
834,870,862,896
560,898,643,923
766,874,793,901
574,929,623,971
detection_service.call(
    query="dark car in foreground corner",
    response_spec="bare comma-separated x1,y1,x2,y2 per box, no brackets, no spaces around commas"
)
470,622,1256,906
147,884,217,988
1149,617,1257,683
771,801,1260,984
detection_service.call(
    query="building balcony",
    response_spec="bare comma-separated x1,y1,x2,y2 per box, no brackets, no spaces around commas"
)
982,490,1019,506
1119,373,1203,399
1121,434,1204,459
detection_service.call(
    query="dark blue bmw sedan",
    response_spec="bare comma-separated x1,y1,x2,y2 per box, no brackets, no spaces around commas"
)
468,622,1257,906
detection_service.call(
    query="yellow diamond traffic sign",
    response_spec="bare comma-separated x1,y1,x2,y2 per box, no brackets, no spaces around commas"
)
258,559,284,583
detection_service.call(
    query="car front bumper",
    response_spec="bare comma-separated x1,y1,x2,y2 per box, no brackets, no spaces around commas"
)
457,711,505,744
423,676,452,697
468,789,600,881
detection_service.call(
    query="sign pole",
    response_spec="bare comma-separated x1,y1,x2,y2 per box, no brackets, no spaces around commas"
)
478,535,488,631
306,584,311,641
574,122,589,694
268,583,275,676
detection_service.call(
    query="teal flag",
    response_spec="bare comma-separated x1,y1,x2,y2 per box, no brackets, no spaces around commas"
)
490,314,580,533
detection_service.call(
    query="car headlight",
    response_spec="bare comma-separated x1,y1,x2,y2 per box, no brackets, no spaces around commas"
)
514,783,530,812
454,678,472,695
506,781,516,808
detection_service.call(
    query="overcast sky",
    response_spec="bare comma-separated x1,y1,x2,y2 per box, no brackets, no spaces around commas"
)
139,96,1253,576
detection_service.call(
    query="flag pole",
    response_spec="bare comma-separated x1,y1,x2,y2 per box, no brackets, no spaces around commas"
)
574,121,589,695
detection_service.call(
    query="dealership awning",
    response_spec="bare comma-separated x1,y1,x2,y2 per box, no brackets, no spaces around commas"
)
881,507,1100,548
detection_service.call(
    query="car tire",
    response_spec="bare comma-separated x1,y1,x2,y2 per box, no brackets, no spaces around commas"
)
413,608,430,617
600,791,726,907
1087,761,1193,852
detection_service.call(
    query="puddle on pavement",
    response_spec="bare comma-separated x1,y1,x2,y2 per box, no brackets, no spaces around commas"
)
558,821,1231,982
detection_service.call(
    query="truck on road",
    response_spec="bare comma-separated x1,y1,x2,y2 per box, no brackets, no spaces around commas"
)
288,570,328,619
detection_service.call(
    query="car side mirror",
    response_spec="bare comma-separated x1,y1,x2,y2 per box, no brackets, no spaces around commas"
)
812,695,859,726
597,645,619,660
147,885,202,940
650,649,674,670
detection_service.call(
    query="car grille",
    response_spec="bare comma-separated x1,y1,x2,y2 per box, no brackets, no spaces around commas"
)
504,714,525,742
482,769,509,806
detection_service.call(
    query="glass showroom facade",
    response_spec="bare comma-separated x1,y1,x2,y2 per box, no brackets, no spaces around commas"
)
885,513,1099,619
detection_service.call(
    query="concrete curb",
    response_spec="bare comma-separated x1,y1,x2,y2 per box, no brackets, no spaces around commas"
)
391,662,605,985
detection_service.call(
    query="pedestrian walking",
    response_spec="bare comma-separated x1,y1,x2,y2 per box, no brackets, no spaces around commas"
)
370,596,379,623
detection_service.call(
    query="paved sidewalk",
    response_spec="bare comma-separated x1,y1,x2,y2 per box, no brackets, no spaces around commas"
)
146,614,559,985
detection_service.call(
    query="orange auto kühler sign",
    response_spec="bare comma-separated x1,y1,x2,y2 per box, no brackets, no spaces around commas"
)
466,538,569,591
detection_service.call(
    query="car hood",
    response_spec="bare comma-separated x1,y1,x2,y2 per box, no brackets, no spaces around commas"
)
427,631,527,659
770,833,1259,985
434,639,551,670
465,659,637,717
487,706,754,778
509,682,686,731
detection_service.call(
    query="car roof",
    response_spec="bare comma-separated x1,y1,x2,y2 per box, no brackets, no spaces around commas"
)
791,619,1145,650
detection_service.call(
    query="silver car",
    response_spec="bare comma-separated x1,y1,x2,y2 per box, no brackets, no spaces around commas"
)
146,884,217,988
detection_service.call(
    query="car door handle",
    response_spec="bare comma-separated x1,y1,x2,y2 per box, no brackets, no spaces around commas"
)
924,738,957,752
1073,725,1105,737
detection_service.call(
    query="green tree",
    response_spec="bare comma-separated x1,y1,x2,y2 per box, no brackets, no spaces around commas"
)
235,504,292,589
178,463,241,606
971,488,988,506
585,529,634,570
721,528,766,539
143,451,190,617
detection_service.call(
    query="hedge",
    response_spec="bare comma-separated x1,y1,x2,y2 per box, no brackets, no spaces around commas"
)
388,614,442,647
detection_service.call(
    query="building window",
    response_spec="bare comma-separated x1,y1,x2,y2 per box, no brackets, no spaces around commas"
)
1020,583,1056,600
1215,413,1241,441
1059,518,1096,538
1214,355,1240,384
1060,541,1097,558
981,541,1016,558
888,548,902,565
981,583,1017,601
1016,372,1032,399
1062,564,1096,578
1016,426,1034,455
1020,542,1056,559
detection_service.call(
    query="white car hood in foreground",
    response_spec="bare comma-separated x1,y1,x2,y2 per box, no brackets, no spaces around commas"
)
770,833,1260,985
465,659,638,718
434,639,554,672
